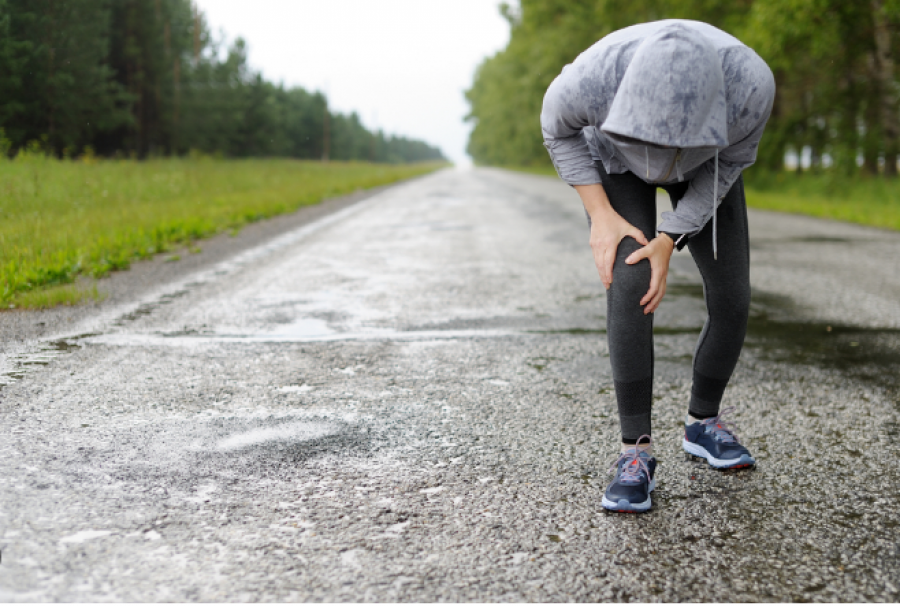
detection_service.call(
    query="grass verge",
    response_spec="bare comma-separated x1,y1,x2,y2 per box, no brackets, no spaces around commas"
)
2,156,445,308
743,171,900,231
10,283,106,310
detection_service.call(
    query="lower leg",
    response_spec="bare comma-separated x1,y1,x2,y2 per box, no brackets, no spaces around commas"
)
679,177,751,418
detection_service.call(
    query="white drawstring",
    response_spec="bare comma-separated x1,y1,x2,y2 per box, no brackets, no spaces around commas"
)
713,149,718,261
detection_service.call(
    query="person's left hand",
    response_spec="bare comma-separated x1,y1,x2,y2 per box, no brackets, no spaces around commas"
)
625,233,675,315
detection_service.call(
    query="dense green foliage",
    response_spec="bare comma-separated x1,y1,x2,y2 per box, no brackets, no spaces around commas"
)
466,0,900,176
0,0,444,162
0,155,444,306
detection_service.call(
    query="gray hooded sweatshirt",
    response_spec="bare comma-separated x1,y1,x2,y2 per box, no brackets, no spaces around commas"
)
541,20,775,252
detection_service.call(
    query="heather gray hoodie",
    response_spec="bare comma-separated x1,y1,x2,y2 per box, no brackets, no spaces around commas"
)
541,20,775,251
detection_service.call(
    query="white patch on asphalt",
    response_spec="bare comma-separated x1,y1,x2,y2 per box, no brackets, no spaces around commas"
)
214,421,339,451
278,384,314,393
340,548,364,569
59,530,112,544
275,317,334,339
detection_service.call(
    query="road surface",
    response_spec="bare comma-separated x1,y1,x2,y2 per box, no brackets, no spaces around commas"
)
1,168,899,601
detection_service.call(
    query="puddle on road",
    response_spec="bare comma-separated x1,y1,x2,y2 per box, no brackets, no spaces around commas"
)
5,280,898,396
0,334,96,389
661,282,900,390
747,312,900,388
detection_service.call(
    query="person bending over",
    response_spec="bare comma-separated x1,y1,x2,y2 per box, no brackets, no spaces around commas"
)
541,20,775,513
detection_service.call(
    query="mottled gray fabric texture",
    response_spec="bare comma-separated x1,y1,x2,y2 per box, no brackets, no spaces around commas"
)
541,20,775,238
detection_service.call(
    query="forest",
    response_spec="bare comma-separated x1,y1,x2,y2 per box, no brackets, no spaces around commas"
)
0,0,445,163
465,0,900,177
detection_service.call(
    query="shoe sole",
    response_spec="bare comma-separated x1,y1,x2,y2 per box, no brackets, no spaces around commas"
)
682,438,755,469
601,478,656,513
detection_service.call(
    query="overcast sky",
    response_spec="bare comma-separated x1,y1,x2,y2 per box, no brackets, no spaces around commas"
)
192,0,511,165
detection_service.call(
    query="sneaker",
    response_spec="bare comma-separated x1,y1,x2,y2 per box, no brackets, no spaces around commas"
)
682,406,755,469
601,436,657,513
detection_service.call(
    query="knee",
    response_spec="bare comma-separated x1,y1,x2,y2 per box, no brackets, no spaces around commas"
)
609,238,650,304
706,282,751,324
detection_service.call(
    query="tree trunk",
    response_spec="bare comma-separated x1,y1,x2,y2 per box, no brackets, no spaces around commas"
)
45,1,55,149
863,95,881,175
872,0,899,176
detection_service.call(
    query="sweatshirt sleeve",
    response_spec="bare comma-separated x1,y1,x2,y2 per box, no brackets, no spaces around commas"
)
540,70,601,186
656,150,746,237
658,54,775,237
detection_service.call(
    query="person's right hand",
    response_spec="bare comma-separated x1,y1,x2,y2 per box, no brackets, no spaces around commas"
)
588,208,649,290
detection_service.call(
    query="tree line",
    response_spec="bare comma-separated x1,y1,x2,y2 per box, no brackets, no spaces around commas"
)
0,0,445,163
466,0,900,176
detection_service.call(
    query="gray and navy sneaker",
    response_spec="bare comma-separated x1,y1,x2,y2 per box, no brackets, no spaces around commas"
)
682,406,755,469
602,436,657,513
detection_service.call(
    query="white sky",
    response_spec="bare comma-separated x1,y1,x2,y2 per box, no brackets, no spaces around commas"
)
193,0,511,165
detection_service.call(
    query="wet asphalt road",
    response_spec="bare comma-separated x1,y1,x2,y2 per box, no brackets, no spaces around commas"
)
1,168,899,601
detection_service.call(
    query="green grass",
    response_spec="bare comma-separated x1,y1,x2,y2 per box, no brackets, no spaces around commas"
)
1,154,445,308
9,283,105,310
743,171,900,231
503,164,900,231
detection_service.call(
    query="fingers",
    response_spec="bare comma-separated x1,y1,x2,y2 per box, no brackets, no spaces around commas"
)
590,243,608,288
630,227,649,246
602,245,617,289
628,239,669,313
641,269,660,307
643,282,666,314
625,245,650,266
641,252,668,314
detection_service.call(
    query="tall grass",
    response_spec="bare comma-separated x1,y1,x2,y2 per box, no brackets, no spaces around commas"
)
1,154,444,307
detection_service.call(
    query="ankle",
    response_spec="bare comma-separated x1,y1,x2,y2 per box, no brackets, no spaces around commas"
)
686,411,717,425
621,441,653,456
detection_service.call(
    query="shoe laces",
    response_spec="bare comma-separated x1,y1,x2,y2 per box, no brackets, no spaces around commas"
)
610,434,652,484
701,406,740,444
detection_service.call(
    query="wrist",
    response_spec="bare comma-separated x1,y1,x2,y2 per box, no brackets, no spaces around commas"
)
587,204,619,224
658,232,675,250
660,231,688,250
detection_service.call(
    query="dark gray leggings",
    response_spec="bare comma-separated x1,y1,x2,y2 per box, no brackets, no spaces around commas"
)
590,162,751,442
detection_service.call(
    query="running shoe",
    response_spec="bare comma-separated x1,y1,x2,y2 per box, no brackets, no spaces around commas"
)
602,436,656,513
682,406,755,469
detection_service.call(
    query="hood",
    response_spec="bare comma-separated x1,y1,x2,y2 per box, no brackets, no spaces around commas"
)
600,23,728,149
603,136,718,183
